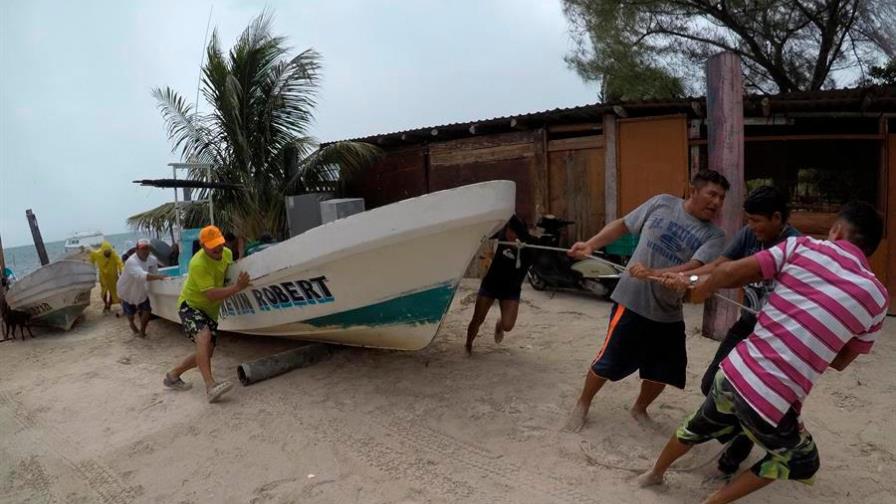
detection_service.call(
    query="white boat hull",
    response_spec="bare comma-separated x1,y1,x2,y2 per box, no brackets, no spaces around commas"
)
5,260,96,331
148,181,516,350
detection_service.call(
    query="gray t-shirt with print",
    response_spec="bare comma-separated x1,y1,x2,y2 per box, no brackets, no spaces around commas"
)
611,194,725,323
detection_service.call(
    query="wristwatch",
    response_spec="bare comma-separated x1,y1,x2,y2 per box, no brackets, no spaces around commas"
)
688,274,699,288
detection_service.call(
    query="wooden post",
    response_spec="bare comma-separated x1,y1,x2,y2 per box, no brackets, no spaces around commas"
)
0,232,6,280
26,209,50,266
603,113,618,223
702,52,745,341
689,119,703,177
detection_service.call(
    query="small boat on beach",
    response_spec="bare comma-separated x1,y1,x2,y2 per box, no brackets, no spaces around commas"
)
148,180,515,350
63,231,105,252
5,260,97,330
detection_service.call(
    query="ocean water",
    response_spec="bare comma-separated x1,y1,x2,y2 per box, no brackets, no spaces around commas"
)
2,231,151,278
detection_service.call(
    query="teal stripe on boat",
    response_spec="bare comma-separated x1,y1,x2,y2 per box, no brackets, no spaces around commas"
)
305,282,457,328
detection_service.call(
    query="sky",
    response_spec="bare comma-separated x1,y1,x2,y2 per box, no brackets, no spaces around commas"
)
0,0,597,247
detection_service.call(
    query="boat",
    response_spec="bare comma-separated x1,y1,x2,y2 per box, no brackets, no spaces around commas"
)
5,260,97,330
148,180,515,350
63,231,105,252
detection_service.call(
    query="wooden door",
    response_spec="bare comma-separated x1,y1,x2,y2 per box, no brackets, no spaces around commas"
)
618,115,689,215
547,136,605,244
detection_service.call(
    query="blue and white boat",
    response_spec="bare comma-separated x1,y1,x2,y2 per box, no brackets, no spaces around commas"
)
147,181,515,350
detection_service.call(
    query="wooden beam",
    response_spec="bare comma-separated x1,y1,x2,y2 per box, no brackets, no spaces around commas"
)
761,97,771,117
429,143,536,167
532,128,549,226
689,119,702,177
743,117,794,126
689,133,885,146
547,122,602,134
702,52,745,341
603,114,618,223
887,127,896,314
612,105,628,118
0,232,6,280
26,209,50,266
547,136,604,152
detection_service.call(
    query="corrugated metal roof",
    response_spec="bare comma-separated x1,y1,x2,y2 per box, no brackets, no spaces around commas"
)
326,86,896,145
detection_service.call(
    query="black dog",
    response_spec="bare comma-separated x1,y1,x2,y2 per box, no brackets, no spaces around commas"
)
0,290,33,341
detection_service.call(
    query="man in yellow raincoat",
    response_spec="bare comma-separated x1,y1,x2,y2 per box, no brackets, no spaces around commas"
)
90,241,123,313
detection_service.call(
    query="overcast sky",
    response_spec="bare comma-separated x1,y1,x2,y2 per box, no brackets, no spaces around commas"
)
0,0,597,247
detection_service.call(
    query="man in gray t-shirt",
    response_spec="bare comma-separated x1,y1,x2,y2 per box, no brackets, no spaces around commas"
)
564,170,728,433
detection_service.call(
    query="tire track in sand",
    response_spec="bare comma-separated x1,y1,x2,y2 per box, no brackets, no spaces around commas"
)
0,390,139,504
312,407,599,504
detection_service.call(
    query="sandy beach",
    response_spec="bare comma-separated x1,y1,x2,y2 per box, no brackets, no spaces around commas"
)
1,280,894,504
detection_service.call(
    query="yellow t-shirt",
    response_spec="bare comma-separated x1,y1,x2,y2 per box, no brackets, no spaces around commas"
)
177,248,234,320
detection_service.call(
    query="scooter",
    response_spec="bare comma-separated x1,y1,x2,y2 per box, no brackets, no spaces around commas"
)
525,215,625,298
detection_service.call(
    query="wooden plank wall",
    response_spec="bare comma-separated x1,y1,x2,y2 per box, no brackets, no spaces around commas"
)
886,133,895,314
428,131,539,226
547,136,605,243
347,145,427,208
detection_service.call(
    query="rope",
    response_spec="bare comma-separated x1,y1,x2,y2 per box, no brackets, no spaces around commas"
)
495,241,626,272
493,239,758,315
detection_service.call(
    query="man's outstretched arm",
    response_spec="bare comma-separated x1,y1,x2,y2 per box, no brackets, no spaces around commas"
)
568,218,629,258
689,256,763,304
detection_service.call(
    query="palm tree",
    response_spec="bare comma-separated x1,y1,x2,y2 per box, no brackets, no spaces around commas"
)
149,12,379,240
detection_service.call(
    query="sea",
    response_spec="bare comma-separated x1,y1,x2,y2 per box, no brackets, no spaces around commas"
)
3,231,150,277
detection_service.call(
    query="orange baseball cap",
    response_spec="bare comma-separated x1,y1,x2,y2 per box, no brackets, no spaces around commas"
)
199,225,226,249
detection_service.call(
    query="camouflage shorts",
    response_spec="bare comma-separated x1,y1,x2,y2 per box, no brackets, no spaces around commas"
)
177,302,219,347
676,370,820,483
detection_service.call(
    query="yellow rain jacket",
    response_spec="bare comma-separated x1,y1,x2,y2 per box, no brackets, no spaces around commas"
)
90,241,124,302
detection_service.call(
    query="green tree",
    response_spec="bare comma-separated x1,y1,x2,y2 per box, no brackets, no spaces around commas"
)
562,0,895,98
151,12,380,240
869,58,896,85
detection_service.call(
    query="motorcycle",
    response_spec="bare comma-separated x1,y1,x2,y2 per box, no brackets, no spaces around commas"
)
525,215,626,298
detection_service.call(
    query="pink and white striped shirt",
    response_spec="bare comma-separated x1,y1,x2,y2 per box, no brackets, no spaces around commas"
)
720,236,889,427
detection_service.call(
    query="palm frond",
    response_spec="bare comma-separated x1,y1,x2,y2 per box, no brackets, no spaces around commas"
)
153,11,380,240
294,141,382,193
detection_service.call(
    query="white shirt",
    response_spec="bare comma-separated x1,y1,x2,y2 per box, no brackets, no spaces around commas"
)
116,254,160,305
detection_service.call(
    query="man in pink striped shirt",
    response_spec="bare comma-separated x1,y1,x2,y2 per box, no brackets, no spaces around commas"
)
637,202,888,504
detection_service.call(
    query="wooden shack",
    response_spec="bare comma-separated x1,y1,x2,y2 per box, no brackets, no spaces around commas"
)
336,86,896,313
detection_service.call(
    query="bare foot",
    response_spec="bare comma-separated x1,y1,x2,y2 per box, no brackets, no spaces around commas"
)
465,332,476,356
563,403,588,432
630,407,652,424
701,471,733,486
635,470,664,488
494,320,504,344
129,323,139,334
138,330,147,338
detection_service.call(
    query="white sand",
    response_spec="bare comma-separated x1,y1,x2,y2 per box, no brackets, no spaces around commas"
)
2,281,894,503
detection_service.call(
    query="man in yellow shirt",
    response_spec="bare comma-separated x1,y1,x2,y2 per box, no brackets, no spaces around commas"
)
163,226,250,403
89,241,124,313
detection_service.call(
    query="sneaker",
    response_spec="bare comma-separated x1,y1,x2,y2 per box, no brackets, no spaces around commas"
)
163,373,193,391
206,381,234,403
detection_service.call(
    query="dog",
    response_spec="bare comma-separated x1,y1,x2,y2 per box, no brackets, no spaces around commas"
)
0,287,33,341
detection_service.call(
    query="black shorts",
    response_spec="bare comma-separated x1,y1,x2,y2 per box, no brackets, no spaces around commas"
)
700,314,756,395
121,299,151,316
590,303,687,389
478,278,522,301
